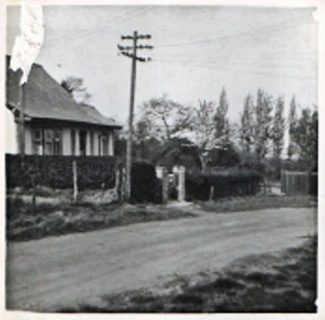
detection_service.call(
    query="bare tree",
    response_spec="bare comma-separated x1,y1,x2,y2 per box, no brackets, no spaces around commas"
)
61,76,92,103
137,95,192,143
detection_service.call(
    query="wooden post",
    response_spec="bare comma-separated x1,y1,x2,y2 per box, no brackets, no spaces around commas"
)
162,168,169,204
209,185,214,201
72,160,78,202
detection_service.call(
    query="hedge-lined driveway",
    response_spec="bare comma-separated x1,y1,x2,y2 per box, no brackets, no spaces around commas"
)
7,207,316,312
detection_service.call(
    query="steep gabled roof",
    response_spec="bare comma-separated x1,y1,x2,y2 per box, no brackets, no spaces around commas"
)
6,56,122,129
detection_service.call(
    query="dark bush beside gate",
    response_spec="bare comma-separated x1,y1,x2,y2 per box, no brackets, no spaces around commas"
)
6,154,119,190
186,170,262,201
131,161,162,203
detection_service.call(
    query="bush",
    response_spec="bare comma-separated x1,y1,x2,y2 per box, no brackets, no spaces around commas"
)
131,161,162,203
6,155,120,191
186,170,262,201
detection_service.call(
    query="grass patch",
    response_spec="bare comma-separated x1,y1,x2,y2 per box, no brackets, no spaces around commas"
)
198,194,316,214
6,198,195,242
62,237,317,313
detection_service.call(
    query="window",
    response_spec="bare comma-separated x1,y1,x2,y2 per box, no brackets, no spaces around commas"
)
44,129,54,155
32,129,43,155
32,128,62,155
53,130,62,155
102,134,108,156
79,130,87,156
90,131,94,155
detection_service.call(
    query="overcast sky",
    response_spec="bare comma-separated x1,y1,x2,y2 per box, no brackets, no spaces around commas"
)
6,5,317,125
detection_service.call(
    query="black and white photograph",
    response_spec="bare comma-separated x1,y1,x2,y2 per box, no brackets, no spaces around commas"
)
3,0,323,315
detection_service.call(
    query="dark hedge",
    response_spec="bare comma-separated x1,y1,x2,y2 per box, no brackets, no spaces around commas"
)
6,154,120,191
186,170,262,201
309,173,317,196
131,161,162,204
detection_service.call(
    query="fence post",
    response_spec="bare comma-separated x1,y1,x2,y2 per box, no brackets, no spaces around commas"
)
72,160,78,202
161,167,169,204
178,166,186,202
209,185,214,201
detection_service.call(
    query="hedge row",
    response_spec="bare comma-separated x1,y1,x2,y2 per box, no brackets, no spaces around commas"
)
186,170,262,201
6,155,119,190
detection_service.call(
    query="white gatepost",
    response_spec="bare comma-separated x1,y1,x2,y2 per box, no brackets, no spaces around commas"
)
177,166,186,202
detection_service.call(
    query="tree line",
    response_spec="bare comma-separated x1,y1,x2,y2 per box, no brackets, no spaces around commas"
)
125,88,317,175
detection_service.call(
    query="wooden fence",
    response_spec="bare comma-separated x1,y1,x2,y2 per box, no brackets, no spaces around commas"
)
281,170,317,196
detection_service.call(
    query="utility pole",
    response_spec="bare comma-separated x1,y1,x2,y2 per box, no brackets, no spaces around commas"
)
118,31,153,202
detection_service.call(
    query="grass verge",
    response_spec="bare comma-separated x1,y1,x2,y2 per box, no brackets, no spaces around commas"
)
6,199,195,242
198,194,316,214
61,236,316,313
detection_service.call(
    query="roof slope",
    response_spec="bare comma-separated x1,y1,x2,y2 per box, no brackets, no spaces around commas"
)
6,56,121,129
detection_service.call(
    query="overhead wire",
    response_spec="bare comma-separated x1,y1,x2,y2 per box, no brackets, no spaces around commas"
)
45,6,155,49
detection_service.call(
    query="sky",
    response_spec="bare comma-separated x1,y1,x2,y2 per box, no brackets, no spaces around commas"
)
6,5,317,126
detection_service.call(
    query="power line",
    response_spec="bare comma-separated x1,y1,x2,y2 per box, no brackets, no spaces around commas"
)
155,20,312,48
152,59,316,80
45,7,155,49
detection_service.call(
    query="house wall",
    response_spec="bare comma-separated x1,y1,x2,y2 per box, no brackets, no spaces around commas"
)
24,124,33,155
5,108,18,154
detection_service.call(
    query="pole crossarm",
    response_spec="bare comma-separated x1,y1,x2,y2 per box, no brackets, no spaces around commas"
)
118,44,154,51
119,51,149,62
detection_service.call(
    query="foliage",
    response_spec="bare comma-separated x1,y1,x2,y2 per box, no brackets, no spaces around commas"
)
60,76,92,103
214,87,230,142
186,170,262,201
271,96,285,159
6,155,119,190
290,108,318,165
254,89,273,163
240,94,255,154
287,96,298,159
131,161,162,203
191,100,217,171
137,95,192,143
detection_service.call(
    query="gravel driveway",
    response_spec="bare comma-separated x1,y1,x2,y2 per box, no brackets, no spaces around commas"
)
6,207,316,311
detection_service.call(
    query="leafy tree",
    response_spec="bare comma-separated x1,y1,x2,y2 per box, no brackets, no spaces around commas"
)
137,95,192,143
254,89,273,163
214,87,230,142
240,93,255,154
291,108,318,165
61,76,92,103
287,95,298,159
191,100,217,171
271,96,285,159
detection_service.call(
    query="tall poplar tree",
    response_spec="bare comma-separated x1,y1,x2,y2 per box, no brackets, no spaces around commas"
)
254,89,273,163
214,87,230,142
271,96,285,159
240,93,255,154
287,95,298,159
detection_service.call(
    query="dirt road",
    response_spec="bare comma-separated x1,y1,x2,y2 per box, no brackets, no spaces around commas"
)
7,207,316,311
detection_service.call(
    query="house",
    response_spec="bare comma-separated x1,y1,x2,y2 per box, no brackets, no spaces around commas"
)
6,56,122,156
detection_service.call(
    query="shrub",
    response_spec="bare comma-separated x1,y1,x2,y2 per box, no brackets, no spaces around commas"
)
186,169,262,201
131,161,161,203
